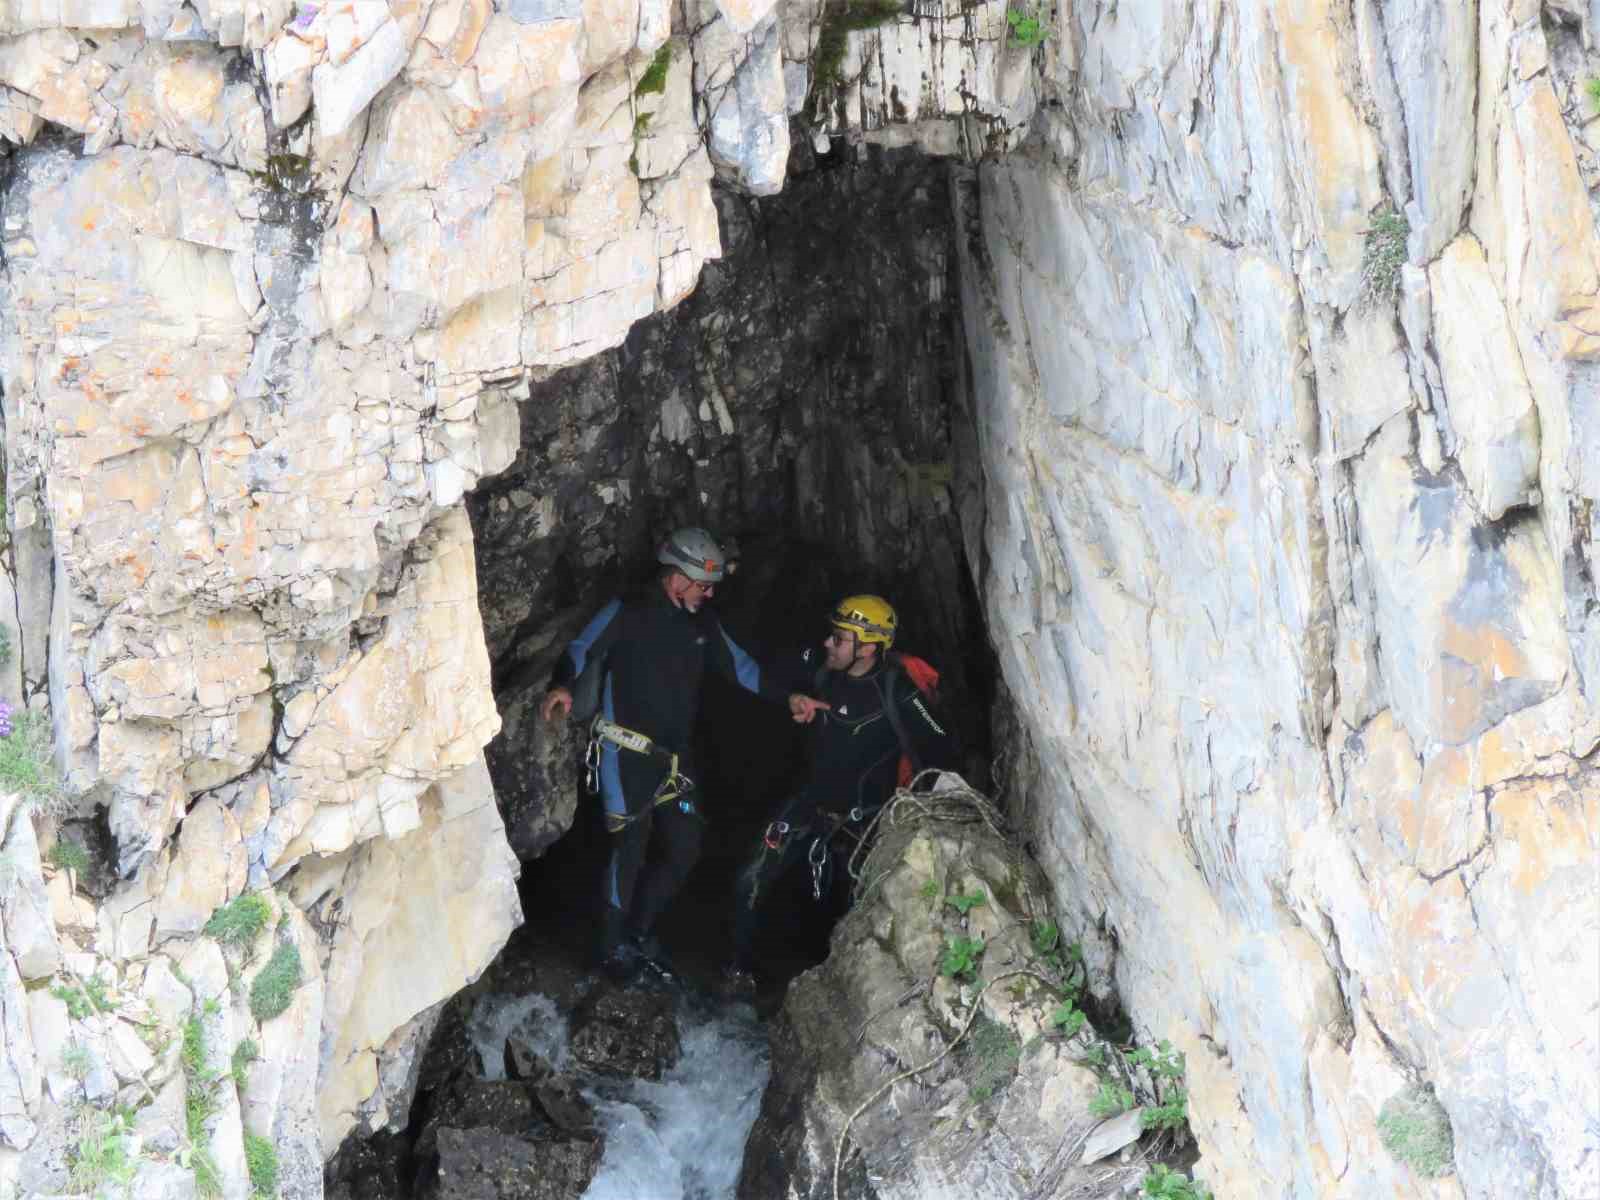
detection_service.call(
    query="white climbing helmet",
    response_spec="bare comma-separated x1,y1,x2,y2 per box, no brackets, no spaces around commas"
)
658,526,727,583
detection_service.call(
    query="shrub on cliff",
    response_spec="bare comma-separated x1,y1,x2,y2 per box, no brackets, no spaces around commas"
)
1378,1085,1454,1177
250,943,304,1023
0,704,65,813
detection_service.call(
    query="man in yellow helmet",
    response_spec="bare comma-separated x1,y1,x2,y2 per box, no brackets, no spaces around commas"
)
725,594,958,994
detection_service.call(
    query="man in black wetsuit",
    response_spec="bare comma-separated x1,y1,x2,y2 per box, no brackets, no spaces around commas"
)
725,594,958,991
541,527,792,979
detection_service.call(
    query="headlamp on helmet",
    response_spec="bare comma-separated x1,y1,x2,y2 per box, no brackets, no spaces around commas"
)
830,594,897,648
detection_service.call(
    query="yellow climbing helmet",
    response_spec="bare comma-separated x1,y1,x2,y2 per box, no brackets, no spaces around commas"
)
830,594,897,648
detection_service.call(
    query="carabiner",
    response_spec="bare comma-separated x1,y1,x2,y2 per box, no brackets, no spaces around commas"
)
584,735,601,794
763,820,790,850
809,836,828,900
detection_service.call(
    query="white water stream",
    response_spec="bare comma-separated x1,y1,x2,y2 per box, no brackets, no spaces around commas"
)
467,988,770,1200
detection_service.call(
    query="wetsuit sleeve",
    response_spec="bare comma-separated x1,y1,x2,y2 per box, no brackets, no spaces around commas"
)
895,677,961,773
767,647,824,695
550,598,623,689
708,621,791,706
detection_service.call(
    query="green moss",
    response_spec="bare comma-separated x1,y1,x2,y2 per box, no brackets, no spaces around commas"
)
1378,1086,1455,1177
249,943,303,1023
812,0,903,95
204,893,273,950
635,44,672,97
1586,76,1600,113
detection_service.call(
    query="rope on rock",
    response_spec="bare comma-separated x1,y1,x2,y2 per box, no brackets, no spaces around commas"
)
831,770,1061,1199
846,769,1011,903
831,966,1061,1200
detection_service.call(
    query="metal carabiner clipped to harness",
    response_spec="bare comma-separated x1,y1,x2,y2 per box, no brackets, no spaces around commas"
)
584,729,602,794
809,835,829,900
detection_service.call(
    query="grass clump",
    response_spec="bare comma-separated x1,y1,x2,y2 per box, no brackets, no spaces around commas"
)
0,707,65,813
1141,1164,1214,1199
962,1014,1021,1102
1378,1085,1455,1177
245,1131,280,1199
249,942,303,1023
635,43,672,97
1585,77,1600,113
203,893,273,950
939,934,985,980
60,1040,94,1080
1359,207,1409,309
47,837,89,876
182,1012,225,1198
0,622,11,667
52,976,115,1020
69,1110,138,1195
232,1038,260,1093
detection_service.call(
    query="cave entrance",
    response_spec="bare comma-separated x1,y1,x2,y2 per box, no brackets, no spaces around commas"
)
468,133,994,995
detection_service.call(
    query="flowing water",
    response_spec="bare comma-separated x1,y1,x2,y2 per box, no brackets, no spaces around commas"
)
467,987,770,1200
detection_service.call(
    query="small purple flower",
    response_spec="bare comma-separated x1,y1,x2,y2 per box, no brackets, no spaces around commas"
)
0,701,12,739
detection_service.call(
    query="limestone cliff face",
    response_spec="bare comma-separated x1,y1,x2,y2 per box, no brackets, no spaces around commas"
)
0,0,1009,1191
0,0,1594,1196
958,3,1599,1199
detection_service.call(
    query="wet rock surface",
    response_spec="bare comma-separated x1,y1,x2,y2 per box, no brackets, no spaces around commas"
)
568,988,682,1081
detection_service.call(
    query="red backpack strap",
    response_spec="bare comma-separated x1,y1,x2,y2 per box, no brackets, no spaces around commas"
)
885,653,940,787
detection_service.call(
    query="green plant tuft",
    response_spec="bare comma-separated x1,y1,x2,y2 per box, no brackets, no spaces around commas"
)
1089,1079,1134,1119
0,709,65,814
204,893,273,950
939,934,985,979
1005,5,1046,48
60,1040,94,1080
0,622,11,668
69,1110,138,1196
1049,999,1086,1036
52,976,115,1021
245,1131,280,1200
232,1038,260,1093
192,1143,224,1200
1377,1085,1455,1177
1360,207,1409,308
182,1015,209,1079
919,878,941,906
47,837,89,876
1141,1164,1214,1199
945,889,987,915
250,942,304,1023
1586,76,1600,113
635,43,672,96
962,1014,1021,1103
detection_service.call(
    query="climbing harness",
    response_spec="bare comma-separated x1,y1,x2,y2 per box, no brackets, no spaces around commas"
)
586,716,698,832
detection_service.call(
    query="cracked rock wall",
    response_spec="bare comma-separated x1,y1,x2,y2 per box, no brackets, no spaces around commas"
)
960,3,1599,1198
0,0,1017,1189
